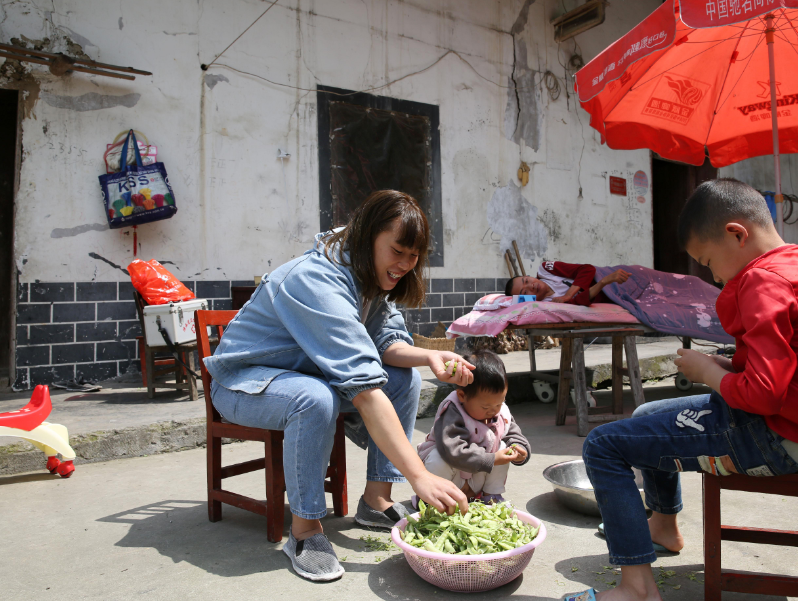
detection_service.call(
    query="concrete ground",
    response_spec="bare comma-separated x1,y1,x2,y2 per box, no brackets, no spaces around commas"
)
0,337,692,442
2,380,797,600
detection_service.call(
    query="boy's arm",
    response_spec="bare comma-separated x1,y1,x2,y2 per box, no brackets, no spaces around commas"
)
719,269,797,415
502,417,531,466
433,408,495,474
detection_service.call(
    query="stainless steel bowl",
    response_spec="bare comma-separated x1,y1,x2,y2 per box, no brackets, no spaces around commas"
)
542,459,645,517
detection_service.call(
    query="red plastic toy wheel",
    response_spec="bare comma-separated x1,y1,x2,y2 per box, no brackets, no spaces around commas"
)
56,460,75,478
46,456,61,474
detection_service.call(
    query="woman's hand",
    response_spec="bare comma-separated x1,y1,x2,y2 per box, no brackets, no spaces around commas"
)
411,471,469,515
428,351,475,387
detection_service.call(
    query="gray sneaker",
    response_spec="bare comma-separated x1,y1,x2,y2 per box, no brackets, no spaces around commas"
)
282,531,344,582
354,496,410,528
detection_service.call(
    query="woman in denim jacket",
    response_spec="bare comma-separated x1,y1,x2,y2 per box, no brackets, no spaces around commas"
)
204,190,472,581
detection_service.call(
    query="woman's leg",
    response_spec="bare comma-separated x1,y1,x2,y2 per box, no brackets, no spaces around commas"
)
211,374,339,535
360,365,421,510
582,392,798,600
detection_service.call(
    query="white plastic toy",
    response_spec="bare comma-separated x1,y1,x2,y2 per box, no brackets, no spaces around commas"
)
0,385,75,477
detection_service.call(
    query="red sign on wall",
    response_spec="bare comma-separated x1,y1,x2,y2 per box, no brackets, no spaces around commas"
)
609,176,627,196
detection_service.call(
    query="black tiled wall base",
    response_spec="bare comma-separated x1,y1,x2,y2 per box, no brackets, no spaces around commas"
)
14,278,504,388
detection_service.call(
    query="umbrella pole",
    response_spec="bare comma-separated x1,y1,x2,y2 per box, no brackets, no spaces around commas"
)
766,14,784,237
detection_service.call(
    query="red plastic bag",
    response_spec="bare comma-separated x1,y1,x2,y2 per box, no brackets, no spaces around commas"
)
128,259,195,305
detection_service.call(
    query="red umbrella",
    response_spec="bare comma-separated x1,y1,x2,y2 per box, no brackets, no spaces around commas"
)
576,0,798,235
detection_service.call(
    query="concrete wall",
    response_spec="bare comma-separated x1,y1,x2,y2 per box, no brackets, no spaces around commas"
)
719,155,798,244
1,0,660,386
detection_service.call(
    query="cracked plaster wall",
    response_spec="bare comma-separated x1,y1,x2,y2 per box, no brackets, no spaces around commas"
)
4,0,659,286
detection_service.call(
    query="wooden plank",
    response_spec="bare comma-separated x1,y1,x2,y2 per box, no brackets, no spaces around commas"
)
624,336,646,407
611,336,624,415
0,43,151,74
572,338,590,437
504,252,515,278
512,240,526,276
509,323,644,333
703,474,723,601
718,473,798,496
213,422,271,441
587,414,626,423
527,332,537,372
555,338,573,426
721,526,798,546
566,405,616,416
212,489,268,516
721,571,798,595
220,458,266,480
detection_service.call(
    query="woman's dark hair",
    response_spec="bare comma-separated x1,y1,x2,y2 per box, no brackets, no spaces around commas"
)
323,190,429,307
460,349,508,398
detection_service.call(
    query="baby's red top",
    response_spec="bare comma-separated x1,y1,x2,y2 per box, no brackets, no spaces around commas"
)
718,245,798,442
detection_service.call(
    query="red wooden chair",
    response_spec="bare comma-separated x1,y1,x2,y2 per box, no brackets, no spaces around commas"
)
195,310,348,543
703,472,798,599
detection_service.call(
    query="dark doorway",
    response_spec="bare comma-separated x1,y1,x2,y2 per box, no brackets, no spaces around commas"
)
652,155,717,285
0,89,19,389
317,85,443,266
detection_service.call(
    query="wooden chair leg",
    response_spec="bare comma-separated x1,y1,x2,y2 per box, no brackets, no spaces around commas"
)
571,338,590,437
265,431,286,543
555,338,574,426
145,344,156,399
137,337,147,388
331,416,348,517
208,431,222,522
623,336,646,408
703,473,722,601
187,351,199,401
527,332,537,371
611,336,624,415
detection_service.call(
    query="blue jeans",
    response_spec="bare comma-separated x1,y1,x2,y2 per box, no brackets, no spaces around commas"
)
583,392,798,565
211,365,421,519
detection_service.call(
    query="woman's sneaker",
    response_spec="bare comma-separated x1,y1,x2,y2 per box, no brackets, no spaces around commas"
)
282,531,344,582
355,496,410,528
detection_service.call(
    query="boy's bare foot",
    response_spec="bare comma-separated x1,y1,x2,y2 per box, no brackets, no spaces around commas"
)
461,482,476,499
594,565,663,601
648,512,684,553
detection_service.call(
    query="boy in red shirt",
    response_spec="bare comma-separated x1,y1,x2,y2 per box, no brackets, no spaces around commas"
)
572,179,798,601
505,261,630,305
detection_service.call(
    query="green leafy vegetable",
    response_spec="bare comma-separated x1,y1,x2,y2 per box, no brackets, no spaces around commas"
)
403,500,539,555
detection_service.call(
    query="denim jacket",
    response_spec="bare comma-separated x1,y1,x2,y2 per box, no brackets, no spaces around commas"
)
203,231,413,401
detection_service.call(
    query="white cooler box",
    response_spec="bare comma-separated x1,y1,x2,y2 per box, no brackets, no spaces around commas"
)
142,299,209,347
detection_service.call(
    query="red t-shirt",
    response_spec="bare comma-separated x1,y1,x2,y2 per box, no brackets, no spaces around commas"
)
538,260,609,306
718,245,798,442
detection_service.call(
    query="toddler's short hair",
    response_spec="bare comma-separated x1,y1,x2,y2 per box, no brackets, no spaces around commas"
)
677,178,773,248
460,349,508,397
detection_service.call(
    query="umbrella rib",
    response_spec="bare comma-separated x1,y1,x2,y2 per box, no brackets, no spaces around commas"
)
713,34,765,117
629,37,737,94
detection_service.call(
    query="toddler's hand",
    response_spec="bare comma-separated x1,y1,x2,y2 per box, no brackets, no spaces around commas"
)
675,348,716,384
511,445,527,463
495,447,520,465
550,295,572,304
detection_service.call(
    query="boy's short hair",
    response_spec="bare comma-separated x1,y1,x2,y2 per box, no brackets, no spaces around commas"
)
677,178,773,248
460,349,508,397
504,277,519,297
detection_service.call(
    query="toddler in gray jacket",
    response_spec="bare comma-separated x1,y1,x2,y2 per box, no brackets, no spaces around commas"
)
416,349,531,504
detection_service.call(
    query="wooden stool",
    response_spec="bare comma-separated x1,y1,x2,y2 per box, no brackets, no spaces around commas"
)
196,309,348,543
703,472,798,599
133,291,199,401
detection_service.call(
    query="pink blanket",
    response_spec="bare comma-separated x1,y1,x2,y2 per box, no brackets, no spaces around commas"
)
446,301,640,338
